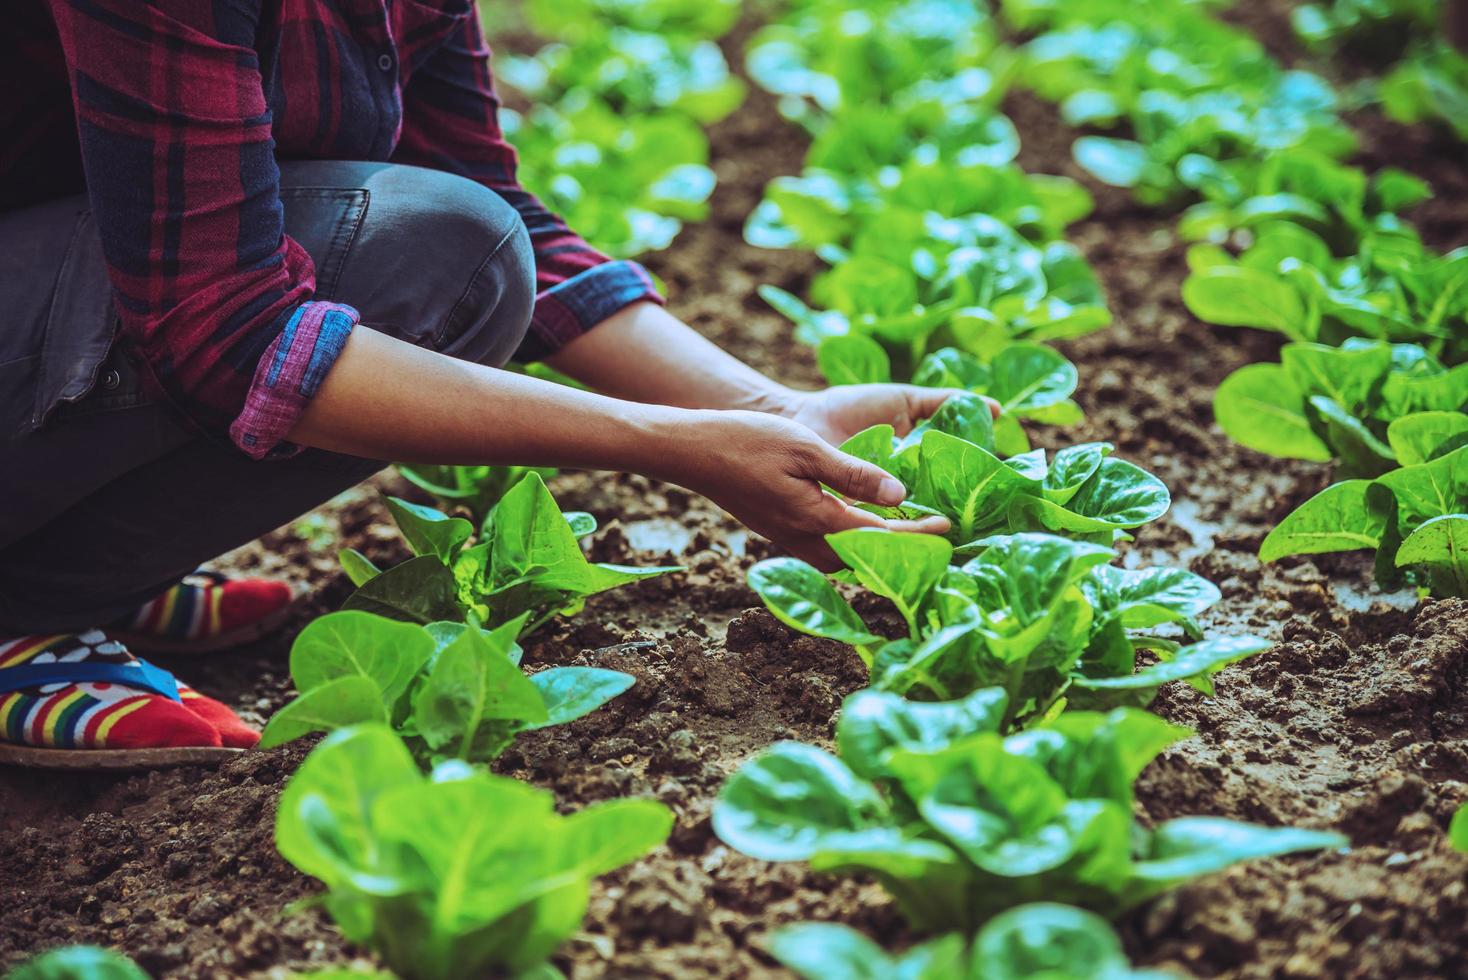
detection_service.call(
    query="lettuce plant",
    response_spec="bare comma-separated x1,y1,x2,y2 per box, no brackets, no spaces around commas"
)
259,611,636,767
769,903,1165,980
745,159,1094,255
1381,42,1468,142
521,0,740,41
713,696,1346,932
1261,444,1468,596
394,463,558,528
1183,225,1468,359
1001,0,1359,211
745,0,1002,126
503,99,714,258
1213,340,1468,479
749,527,1257,726
1293,0,1439,65
498,30,746,124
837,394,1170,542
343,473,678,631
5,948,148,980
1175,149,1430,252
276,725,672,980
760,223,1108,389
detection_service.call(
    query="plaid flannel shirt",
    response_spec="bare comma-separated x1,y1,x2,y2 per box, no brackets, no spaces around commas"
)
3,0,662,458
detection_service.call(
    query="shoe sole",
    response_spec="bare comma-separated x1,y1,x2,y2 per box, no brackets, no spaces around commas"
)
110,605,293,655
0,744,247,770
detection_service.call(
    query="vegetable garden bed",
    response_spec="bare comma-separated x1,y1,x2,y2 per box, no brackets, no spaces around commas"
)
3,1,1467,978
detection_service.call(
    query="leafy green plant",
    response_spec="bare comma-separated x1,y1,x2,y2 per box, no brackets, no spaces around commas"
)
520,0,741,42
749,526,1255,725
395,463,558,528
1293,0,1439,65
1174,149,1429,253
761,222,1108,378
259,611,636,767
1013,3,1352,200
745,159,1094,255
503,99,714,257
342,473,678,631
1452,803,1468,852
837,396,1169,542
1261,444,1468,596
1380,42,1468,141
745,0,1003,127
714,697,1346,932
4,947,147,980
276,724,672,980
1183,225,1468,359
1212,340,1468,478
498,30,746,124
769,903,1166,980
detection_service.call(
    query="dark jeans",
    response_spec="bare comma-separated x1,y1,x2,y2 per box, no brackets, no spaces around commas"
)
0,161,535,633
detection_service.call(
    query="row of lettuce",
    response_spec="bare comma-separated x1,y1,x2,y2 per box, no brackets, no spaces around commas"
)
989,0,1468,598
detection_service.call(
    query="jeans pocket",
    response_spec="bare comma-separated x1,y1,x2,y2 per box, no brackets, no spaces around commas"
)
0,197,122,438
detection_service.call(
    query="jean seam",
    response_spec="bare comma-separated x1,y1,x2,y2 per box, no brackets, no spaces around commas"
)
433,222,521,350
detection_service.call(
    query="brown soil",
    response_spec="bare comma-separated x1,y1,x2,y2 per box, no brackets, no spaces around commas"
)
4,4,1468,979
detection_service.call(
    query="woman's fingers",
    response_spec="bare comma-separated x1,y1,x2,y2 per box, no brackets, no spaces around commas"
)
900,385,1002,422
805,442,907,507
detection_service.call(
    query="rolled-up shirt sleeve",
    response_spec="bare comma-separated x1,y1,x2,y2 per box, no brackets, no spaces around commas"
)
392,4,664,362
46,0,355,460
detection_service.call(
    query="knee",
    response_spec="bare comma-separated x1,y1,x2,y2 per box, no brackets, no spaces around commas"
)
288,162,536,368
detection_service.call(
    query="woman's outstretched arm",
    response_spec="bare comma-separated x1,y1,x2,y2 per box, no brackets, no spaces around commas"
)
286,326,951,569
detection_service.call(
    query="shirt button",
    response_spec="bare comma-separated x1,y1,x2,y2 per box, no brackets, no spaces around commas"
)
100,369,122,391
377,52,394,72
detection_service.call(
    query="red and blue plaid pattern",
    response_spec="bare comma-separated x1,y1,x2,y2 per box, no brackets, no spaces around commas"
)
4,1,663,458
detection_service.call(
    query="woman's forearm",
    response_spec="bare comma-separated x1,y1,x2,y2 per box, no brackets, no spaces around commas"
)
286,326,695,477
545,301,798,413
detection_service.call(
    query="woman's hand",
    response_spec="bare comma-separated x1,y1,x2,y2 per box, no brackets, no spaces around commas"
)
776,384,1001,447
657,409,951,570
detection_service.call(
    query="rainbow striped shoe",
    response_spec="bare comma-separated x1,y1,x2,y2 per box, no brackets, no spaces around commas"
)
0,630,257,769
110,570,295,654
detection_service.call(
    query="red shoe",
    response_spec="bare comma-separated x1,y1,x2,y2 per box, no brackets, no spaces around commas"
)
111,571,295,654
0,630,254,769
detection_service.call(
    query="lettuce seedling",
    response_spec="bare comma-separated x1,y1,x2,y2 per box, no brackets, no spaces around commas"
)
276,725,672,980
745,159,1094,255
1261,444,1468,596
394,463,558,528
1005,2,1356,208
758,216,1107,399
744,0,1001,126
838,395,1170,543
260,611,636,767
343,472,678,631
1184,226,1468,360
1292,0,1438,64
750,527,1257,727
1381,42,1468,142
714,696,1346,933
498,30,746,124
1213,340,1468,479
1175,150,1429,253
503,98,714,258
5,947,149,980
769,903,1166,980
521,0,741,41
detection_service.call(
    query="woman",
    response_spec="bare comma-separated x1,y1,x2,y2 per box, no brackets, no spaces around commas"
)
0,0,965,765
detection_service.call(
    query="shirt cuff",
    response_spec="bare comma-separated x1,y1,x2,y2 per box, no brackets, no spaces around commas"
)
518,260,664,361
229,301,358,460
